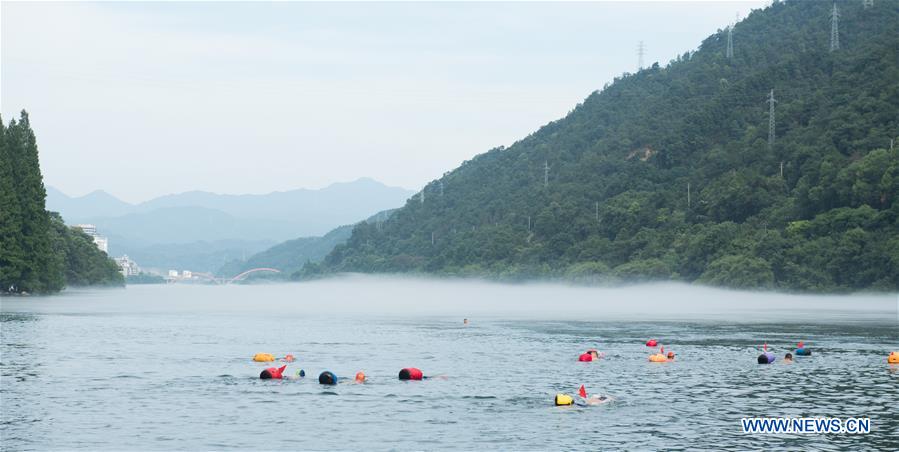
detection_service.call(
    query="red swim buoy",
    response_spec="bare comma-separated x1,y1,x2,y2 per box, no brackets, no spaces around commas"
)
399,367,423,380
578,352,593,362
260,364,287,379
646,339,658,347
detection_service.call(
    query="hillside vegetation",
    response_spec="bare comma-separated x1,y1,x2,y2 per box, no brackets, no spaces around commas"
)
312,0,899,292
1,112,123,294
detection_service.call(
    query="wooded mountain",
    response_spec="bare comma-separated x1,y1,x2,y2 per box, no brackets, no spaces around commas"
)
1,112,123,294
313,0,899,292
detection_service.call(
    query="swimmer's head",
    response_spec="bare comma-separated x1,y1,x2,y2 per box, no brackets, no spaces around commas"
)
297,369,306,378
260,369,272,379
284,354,295,362
588,349,600,358
355,371,365,383
319,371,337,385
785,353,793,360
667,351,675,359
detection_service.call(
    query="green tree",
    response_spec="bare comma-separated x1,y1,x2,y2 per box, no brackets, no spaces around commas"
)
0,117,26,292
698,255,775,289
1,111,122,294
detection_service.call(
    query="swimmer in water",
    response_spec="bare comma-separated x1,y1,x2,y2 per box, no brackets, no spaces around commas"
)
354,371,366,383
583,394,612,405
667,351,675,361
588,349,603,360
577,385,612,406
398,368,446,380
783,353,793,364
283,369,306,380
259,365,288,380
463,318,469,325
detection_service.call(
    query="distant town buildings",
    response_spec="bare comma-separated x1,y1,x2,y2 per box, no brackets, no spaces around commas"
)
166,270,195,281
74,224,109,253
114,255,140,277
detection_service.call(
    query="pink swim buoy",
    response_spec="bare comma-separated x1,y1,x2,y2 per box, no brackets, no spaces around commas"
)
646,339,658,347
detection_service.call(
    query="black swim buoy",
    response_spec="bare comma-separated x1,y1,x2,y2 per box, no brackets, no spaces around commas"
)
319,371,337,385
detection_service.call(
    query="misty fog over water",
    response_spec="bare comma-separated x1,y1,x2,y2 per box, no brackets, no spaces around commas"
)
7,275,894,324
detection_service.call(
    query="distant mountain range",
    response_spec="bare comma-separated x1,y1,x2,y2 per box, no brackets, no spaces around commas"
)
45,178,414,273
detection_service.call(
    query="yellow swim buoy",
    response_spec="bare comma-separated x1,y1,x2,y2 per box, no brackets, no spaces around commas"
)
253,353,275,362
649,353,668,362
555,393,574,406
888,352,899,364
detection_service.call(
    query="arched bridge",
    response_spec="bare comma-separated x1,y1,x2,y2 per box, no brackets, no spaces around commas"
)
228,268,281,283
166,268,282,284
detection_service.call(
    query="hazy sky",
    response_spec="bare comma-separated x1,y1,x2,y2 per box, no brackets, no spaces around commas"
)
2,1,766,203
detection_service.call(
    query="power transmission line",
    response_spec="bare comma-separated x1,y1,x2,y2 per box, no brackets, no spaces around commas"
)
767,89,777,148
543,161,550,188
637,41,645,70
687,182,692,209
831,3,840,52
726,24,734,59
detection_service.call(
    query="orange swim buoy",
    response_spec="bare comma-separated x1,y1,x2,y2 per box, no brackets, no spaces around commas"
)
649,353,668,362
355,371,366,383
888,352,899,364
253,353,275,362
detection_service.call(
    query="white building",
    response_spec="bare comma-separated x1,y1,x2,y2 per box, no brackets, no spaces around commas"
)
75,224,96,235
74,224,109,253
168,270,179,278
114,255,140,277
93,236,109,253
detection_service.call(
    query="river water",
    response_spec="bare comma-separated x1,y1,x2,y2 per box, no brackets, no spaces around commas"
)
2,276,897,450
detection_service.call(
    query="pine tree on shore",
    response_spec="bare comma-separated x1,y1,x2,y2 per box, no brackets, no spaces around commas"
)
1,111,119,294
0,116,27,292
